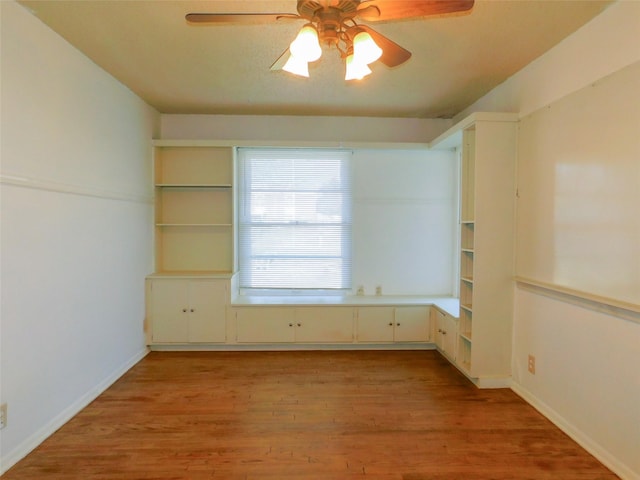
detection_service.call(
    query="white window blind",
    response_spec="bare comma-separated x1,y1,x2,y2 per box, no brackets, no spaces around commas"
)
238,148,352,293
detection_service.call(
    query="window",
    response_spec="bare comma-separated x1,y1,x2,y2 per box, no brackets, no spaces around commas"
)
238,148,352,294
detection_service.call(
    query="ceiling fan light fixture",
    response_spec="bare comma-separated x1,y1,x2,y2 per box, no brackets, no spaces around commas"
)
289,24,322,63
345,53,372,81
188,0,475,81
352,31,382,65
282,54,310,77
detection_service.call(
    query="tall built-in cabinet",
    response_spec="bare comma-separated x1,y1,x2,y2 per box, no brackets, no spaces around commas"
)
431,113,518,385
147,143,236,345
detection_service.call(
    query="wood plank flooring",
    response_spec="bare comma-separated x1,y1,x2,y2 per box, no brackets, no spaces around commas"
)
3,350,618,479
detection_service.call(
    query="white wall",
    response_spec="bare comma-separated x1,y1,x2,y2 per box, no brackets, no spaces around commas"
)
0,1,159,472
352,149,457,296
456,2,640,478
161,114,451,144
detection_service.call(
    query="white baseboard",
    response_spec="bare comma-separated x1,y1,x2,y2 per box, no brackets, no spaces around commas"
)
511,382,638,480
149,343,437,351
473,376,513,389
0,347,149,475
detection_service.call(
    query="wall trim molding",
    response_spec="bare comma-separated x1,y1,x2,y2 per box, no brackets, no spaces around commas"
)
0,173,153,204
511,382,636,480
0,348,149,475
515,277,639,324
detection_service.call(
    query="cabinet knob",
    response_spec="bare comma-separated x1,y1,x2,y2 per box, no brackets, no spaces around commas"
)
182,308,187,313
396,323,400,326
297,323,301,327
190,309,195,313
388,322,393,326
442,330,447,335
437,328,442,333
289,323,294,327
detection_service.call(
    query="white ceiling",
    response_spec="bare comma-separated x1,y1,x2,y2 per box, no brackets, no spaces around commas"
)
17,0,613,119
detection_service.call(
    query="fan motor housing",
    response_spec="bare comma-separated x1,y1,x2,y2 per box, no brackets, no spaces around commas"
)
297,0,360,20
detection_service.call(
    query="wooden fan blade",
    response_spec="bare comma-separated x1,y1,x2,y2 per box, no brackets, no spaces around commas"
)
358,0,474,22
356,5,381,22
185,13,299,25
359,25,411,67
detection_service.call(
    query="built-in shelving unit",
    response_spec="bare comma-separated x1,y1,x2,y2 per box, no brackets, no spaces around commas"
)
430,112,518,385
153,145,236,274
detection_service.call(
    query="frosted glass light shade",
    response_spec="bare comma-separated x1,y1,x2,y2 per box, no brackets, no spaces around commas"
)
353,31,382,65
289,25,322,62
283,55,310,77
345,54,372,81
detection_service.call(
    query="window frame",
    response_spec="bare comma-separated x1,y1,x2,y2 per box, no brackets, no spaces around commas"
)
237,147,353,295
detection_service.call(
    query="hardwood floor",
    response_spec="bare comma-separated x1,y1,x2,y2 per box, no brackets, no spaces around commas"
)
4,350,618,479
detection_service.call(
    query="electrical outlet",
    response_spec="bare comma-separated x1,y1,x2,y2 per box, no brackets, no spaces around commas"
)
375,285,382,296
528,355,536,374
0,403,7,429
356,285,364,296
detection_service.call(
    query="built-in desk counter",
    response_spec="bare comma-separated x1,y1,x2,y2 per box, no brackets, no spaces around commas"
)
231,295,459,317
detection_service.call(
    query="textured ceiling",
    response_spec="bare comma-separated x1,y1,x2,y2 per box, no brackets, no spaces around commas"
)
18,0,613,118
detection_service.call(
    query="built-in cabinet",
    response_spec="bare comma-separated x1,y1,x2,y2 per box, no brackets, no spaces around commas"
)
432,307,457,360
232,305,430,344
147,277,228,344
356,306,430,342
234,307,355,344
431,112,518,384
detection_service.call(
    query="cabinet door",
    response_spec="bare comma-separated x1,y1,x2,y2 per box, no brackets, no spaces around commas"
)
356,307,394,342
294,307,354,343
443,314,457,360
394,306,430,342
433,308,446,350
235,308,295,343
434,308,457,359
188,280,227,343
150,279,189,343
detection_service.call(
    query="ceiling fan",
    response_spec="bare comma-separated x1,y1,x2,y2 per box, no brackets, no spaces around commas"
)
186,0,475,81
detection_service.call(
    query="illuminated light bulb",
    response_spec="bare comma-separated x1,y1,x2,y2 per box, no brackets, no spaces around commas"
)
345,53,372,81
352,31,382,65
283,54,309,77
289,24,322,63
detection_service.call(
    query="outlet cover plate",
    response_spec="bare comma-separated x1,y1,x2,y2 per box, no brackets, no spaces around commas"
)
0,403,7,429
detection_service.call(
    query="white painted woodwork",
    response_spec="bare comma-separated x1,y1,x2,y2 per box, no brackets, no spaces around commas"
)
149,279,227,343
293,307,354,343
356,306,430,342
235,308,296,343
356,307,395,342
153,145,236,274
393,306,431,342
187,280,227,342
150,279,189,343
155,147,233,185
433,308,458,360
469,119,517,379
432,112,518,381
